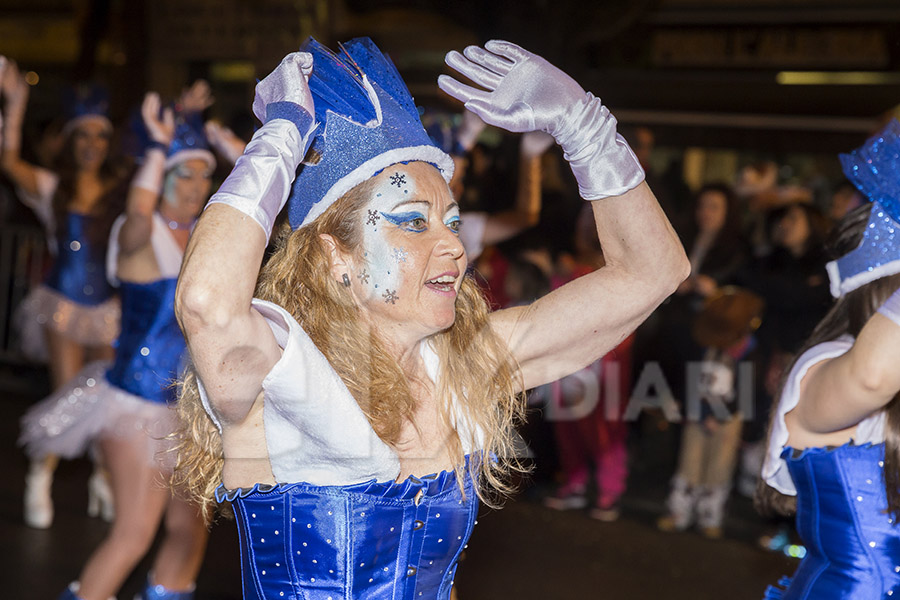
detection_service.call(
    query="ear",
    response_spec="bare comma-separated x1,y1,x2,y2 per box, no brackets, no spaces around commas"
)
319,233,353,285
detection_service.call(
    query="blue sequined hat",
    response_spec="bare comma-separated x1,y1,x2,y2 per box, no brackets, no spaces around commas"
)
826,119,900,297
61,83,113,137
165,112,216,171
286,37,454,229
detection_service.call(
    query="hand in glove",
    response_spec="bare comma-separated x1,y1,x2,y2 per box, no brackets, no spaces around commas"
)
141,92,175,147
252,51,315,134
439,40,643,199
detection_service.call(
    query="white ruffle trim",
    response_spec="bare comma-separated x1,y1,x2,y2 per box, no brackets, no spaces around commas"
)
19,360,177,470
761,335,885,495
15,285,120,361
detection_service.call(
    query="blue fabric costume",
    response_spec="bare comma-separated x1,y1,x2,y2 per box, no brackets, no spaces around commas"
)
105,278,182,405
765,443,900,599
219,468,477,600
45,213,117,305
762,338,900,599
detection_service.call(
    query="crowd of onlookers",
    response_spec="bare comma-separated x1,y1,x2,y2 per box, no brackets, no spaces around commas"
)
438,119,862,543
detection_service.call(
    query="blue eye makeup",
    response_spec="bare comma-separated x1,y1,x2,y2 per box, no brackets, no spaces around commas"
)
445,215,461,234
381,210,428,233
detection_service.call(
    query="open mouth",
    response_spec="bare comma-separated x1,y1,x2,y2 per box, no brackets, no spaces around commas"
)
425,273,458,294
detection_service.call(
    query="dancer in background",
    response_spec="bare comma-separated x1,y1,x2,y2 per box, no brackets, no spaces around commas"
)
172,36,687,599
2,60,125,528
758,119,900,599
22,91,213,600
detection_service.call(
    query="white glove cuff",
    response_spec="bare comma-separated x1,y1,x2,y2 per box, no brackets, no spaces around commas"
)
555,93,645,200
877,286,900,326
206,118,313,242
132,149,166,195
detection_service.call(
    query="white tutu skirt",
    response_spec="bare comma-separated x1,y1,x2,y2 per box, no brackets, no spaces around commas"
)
19,361,178,471
15,285,120,361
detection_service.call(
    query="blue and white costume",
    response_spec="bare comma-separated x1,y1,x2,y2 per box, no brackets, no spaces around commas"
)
15,167,120,360
762,338,900,599
762,120,900,599
20,212,186,465
202,300,481,600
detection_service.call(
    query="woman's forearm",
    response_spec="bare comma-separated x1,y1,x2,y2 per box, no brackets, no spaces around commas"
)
591,181,690,296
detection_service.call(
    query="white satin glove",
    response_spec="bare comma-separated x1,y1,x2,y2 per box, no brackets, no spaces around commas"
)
207,52,317,241
438,40,644,200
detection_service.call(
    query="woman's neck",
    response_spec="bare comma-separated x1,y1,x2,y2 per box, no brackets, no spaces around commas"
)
69,170,106,213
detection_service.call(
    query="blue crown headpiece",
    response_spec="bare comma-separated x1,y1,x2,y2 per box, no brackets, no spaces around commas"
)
61,83,112,137
826,119,900,297
286,37,454,229
165,112,216,171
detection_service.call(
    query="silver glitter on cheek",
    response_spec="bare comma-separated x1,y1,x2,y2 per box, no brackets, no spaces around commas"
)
357,269,370,284
392,247,408,263
382,289,398,304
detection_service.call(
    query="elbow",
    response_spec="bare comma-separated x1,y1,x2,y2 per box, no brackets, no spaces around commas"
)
659,241,691,297
175,279,229,337
855,359,894,401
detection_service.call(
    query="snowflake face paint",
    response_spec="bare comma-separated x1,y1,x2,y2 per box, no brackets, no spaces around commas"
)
352,162,466,344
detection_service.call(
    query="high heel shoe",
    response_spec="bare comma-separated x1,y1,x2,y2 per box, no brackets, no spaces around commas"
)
24,460,54,529
58,582,83,600
135,577,195,600
59,581,116,600
87,468,115,522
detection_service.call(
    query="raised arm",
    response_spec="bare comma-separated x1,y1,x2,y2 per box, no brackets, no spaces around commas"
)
791,286,900,435
175,52,317,425
117,93,174,257
0,60,43,196
439,40,689,389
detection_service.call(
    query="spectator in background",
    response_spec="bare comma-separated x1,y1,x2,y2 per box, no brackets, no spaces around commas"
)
743,201,832,370
657,288,764,539
651,183,749,405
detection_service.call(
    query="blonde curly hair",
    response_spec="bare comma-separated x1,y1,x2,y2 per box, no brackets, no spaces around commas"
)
172,169,528,521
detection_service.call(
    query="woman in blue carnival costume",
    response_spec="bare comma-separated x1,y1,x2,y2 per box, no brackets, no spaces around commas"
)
1,59,127,529
23,92,214,600
758,119,900,599
172,38,689,599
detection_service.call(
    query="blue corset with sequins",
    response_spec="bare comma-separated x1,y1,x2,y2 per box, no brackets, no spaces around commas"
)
45,213,115,305
768,443,900,599
105,278,184,404
217,467,478,600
